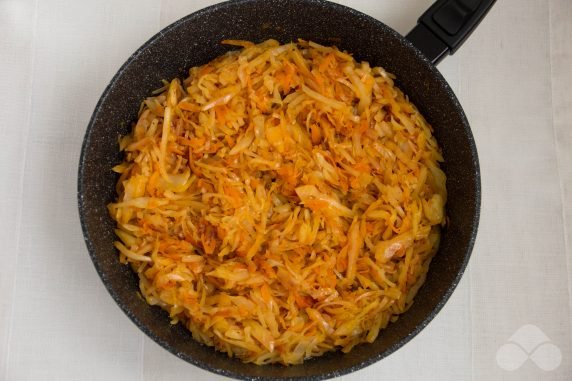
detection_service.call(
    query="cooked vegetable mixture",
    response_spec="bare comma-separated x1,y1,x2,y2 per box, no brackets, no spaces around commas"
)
108,39,447,365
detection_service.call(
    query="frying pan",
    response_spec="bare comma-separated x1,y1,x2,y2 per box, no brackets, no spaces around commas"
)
78,0,493,379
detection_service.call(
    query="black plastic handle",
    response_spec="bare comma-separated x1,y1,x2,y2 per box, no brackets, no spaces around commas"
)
406,0,496,65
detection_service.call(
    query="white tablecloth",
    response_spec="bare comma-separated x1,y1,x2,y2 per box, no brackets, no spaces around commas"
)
1,0,571,380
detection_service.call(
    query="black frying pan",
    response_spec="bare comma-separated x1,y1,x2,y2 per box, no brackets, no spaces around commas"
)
78,0,493,379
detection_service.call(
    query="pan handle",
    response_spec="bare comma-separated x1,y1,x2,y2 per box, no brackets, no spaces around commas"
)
406,0,496,65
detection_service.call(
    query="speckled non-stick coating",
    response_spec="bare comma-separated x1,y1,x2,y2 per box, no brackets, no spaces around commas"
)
78,0,480,379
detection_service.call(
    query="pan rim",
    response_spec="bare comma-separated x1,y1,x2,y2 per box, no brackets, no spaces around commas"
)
78,0,481,379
